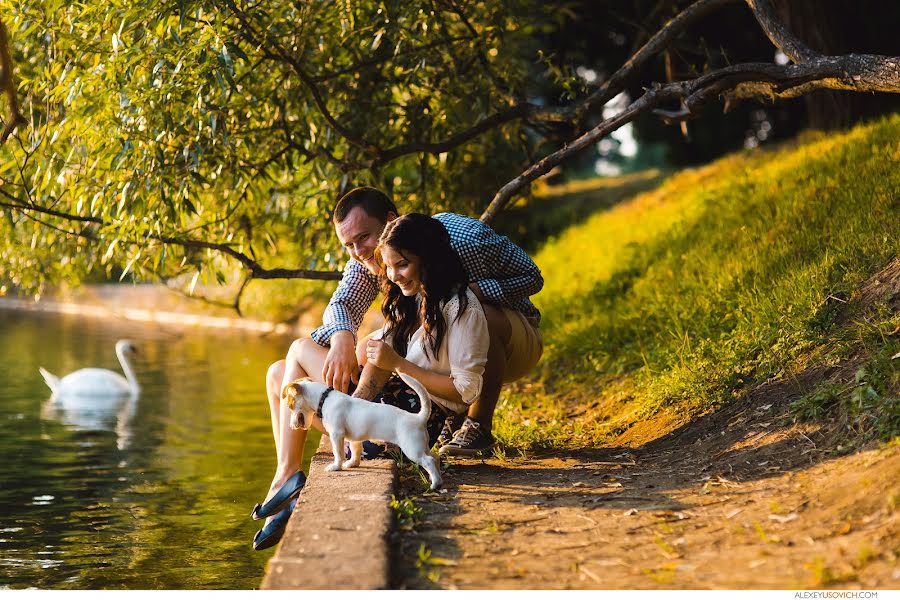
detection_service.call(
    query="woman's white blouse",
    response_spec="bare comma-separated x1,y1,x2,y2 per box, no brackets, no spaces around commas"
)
378,288,489,413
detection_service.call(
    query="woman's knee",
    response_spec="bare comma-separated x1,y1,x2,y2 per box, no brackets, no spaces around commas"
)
266,360,286,402
287,337,321,364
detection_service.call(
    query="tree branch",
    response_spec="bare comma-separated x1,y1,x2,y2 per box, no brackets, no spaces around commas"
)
368,0,738,167
227,7,379,157
574,0,740,123
745,0,819,64
480,92,660,224
725,55,900,100
481,52,900,223
0,192,342,281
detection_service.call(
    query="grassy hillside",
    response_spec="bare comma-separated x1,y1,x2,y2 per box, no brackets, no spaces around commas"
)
495,114,900,452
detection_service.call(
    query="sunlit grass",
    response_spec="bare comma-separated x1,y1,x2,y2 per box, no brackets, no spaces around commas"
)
495,114,900,451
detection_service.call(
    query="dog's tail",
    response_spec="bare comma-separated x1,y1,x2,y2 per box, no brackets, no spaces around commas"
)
397,372,431,423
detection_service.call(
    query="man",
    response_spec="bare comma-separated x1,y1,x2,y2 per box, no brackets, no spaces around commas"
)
265,186,543,467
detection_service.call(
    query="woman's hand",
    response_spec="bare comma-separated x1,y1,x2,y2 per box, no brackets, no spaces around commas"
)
366,339,405,372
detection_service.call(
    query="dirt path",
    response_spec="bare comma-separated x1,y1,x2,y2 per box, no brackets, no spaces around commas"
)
392,376,899,589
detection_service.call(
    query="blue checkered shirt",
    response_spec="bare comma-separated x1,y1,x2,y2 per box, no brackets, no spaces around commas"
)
311,212,543,346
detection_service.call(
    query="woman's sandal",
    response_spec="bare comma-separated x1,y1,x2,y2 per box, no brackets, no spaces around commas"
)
252,498,297,551
251,471,306,521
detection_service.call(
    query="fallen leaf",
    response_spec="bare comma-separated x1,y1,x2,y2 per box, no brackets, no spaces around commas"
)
768,513,798,523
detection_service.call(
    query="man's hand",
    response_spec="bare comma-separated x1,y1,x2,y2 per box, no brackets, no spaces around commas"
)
365,339,405,372
322,330,359,393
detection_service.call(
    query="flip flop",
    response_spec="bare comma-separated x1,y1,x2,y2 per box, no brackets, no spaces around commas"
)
251,471,306,521
252,498,297,551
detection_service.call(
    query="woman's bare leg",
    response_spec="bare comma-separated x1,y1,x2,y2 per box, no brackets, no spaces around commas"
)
264,338,328,505
265,360,286,456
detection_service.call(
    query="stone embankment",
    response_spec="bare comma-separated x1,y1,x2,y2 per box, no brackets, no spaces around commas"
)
262,436,397,589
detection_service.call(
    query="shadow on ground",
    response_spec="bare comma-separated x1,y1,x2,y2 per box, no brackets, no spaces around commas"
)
391,361,899,589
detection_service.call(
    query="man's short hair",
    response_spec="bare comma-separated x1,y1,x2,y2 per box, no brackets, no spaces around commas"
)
332,187,399,224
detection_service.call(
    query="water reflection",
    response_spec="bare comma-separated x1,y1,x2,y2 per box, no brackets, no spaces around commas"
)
40,393,139,451
0,309,317,589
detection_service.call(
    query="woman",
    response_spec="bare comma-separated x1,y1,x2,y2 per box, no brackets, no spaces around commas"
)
251,213,488,549
362,213,490,446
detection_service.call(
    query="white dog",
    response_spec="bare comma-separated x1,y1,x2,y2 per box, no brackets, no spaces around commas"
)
282,372,442,491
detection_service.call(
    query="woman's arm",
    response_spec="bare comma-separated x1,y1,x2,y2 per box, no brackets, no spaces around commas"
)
443,293,489,405
365,339,463,402
352,361,393,401
365,292,489,404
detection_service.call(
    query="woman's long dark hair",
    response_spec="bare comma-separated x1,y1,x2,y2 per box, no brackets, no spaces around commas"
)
377,214,469,359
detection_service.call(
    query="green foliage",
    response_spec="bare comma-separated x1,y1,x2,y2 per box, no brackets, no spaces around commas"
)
0,0,565,295
496,114,900,450
793,348,900,442
389,494,421,530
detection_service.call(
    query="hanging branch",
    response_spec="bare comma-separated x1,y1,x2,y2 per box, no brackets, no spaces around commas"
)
480,0,900,224
225,0,735,172
1,190,342,281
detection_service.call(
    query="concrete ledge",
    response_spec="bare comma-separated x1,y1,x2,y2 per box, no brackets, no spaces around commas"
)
262,435,397,589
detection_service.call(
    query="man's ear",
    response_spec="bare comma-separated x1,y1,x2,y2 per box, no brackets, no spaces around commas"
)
385,211,398,223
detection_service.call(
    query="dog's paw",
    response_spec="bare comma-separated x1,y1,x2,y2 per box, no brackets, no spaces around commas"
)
325,463,342,472
342,459,360,470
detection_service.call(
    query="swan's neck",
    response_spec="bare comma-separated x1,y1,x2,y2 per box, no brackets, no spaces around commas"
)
116,347,140,395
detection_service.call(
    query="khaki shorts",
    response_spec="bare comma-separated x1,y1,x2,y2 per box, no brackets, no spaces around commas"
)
501,308,543,383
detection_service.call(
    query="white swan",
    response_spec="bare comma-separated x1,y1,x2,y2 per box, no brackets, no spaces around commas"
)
39,339,141,398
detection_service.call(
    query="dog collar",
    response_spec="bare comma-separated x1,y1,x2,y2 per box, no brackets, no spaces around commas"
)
316,387,333,419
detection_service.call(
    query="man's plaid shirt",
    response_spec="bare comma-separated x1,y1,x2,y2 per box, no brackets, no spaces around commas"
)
311,212,543,346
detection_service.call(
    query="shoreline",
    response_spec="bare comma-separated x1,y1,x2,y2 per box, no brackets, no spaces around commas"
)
0,285,306,337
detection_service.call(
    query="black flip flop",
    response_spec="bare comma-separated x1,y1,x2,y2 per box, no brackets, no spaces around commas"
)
251,471,306,521
252,498,297,551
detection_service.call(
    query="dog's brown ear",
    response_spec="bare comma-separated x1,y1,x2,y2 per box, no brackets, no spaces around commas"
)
282,383,300,410
281,377,313,410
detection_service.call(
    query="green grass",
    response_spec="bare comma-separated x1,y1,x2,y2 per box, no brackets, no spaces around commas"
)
495,114,900,451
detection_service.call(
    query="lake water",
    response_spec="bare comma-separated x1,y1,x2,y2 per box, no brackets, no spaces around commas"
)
0,308,319,589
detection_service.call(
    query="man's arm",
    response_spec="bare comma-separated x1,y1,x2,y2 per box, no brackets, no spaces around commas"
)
310,260,379,346
310,260,379,392
441,214,543,307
